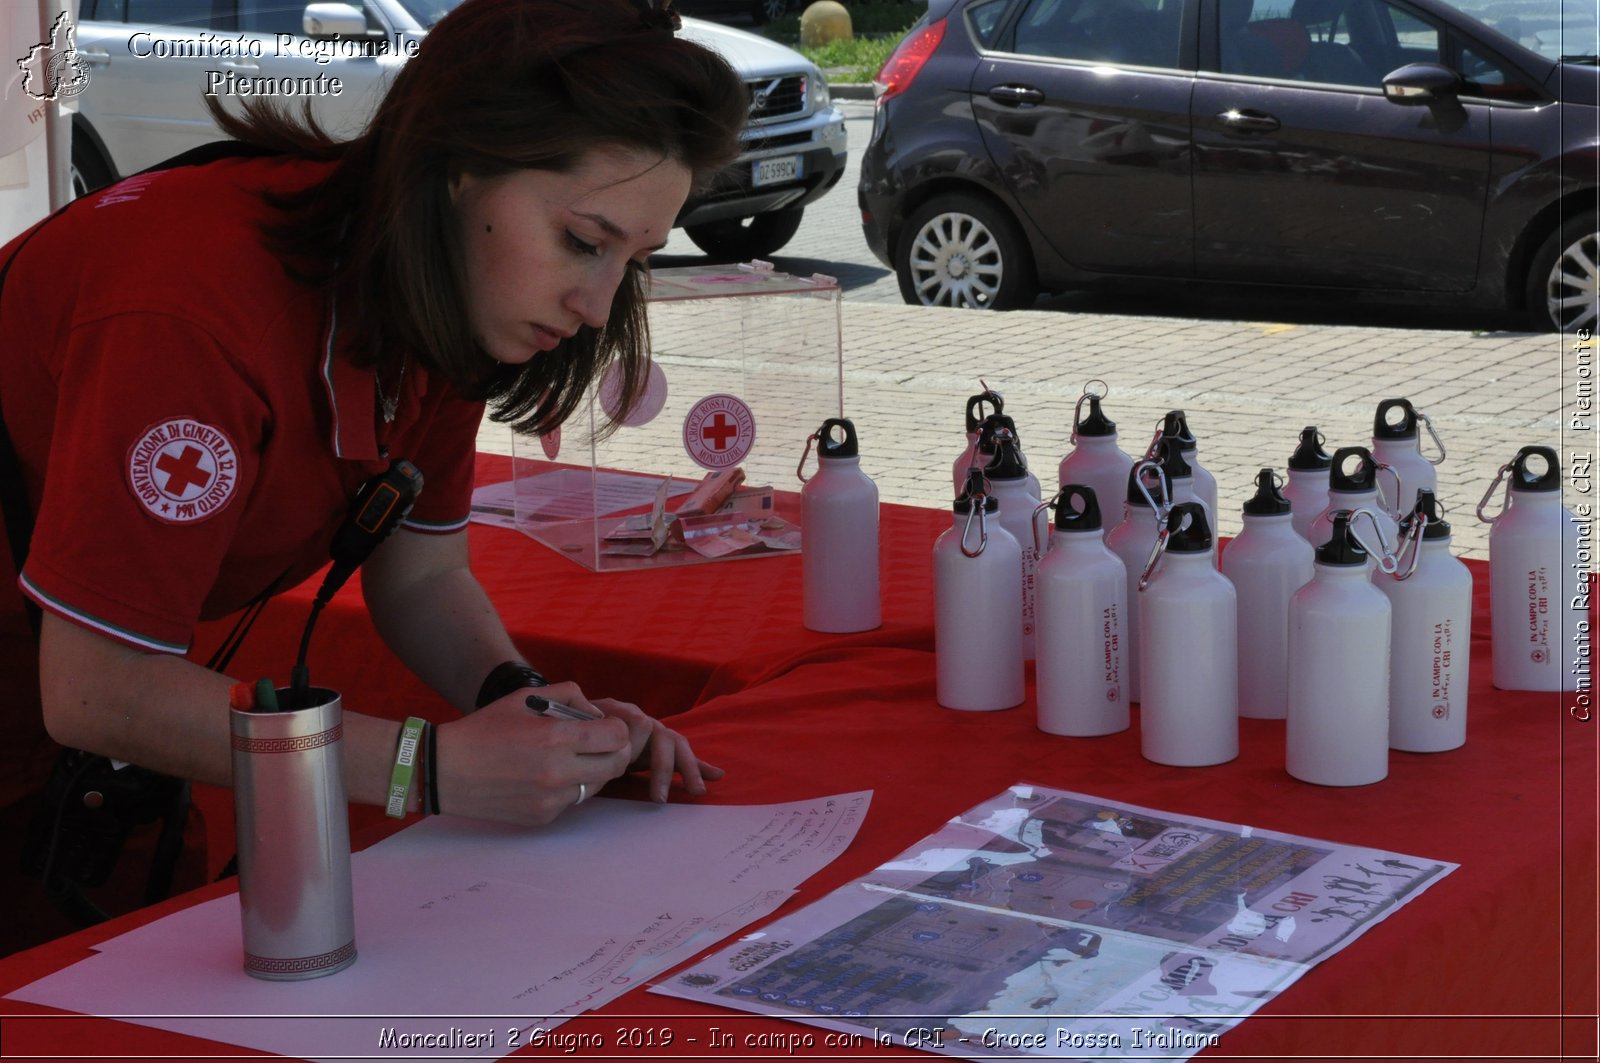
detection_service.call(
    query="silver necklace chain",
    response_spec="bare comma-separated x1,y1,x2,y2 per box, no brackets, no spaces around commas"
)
377,356,406,424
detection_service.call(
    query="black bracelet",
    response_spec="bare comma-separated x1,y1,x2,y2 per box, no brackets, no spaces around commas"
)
474,660,547,709
425,718,441,816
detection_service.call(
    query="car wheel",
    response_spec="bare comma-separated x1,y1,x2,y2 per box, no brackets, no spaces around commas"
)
70,129,114,199
684,207,804,262
1526,210,1599,333
896,194,1037,310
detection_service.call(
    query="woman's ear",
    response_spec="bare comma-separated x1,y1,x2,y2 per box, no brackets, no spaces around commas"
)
449,170,474,205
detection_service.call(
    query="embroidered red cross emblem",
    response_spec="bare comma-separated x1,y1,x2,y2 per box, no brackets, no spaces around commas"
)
701,413,740,451
155,445,212,496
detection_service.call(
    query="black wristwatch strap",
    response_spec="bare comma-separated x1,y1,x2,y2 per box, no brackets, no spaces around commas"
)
474,661,547,709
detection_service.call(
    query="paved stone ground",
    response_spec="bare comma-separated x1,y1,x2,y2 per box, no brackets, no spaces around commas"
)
478,297,1584,561
477,101,1589,561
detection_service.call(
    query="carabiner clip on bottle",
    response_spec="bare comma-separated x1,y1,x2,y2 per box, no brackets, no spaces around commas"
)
1418,409,1447,466
961,490,991,558
1069,378,1110,446
1032,491,1059,556
1132,459,1171,521
1137,520,1173,592
1476,462,1514,525
1373,461,1405,519
795,430,819,484
1348,506,1407,576
1141,414,1167,462
1384,511,1428,581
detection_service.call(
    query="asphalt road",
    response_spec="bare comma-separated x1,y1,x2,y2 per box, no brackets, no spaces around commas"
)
654,98,1532,334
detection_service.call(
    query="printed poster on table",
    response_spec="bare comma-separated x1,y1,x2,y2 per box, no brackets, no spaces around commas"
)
654,783,1456,1060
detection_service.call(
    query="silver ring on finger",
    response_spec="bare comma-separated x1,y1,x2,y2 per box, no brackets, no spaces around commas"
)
575,781,588,806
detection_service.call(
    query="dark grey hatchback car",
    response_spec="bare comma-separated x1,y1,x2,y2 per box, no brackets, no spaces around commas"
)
858,0,1599,329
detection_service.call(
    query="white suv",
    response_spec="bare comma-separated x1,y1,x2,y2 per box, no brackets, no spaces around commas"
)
70,0,847,261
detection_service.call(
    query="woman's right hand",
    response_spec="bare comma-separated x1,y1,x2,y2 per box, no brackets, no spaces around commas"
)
432,695,634,825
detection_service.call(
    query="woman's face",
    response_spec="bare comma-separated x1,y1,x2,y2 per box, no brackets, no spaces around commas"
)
451,146,692,365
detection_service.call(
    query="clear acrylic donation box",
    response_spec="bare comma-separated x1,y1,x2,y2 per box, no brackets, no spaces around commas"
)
508,263,842,572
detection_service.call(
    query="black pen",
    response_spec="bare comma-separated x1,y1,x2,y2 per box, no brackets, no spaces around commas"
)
526,694,605,722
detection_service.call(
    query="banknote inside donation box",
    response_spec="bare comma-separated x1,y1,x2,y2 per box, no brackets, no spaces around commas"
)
598,467,801,560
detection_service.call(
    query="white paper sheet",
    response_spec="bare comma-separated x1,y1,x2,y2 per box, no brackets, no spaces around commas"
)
8,792,871,1063
469,472,694,528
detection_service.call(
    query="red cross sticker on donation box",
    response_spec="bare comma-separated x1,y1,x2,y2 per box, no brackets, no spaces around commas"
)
683,394,757,471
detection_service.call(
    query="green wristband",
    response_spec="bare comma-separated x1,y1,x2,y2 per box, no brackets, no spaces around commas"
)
385,716,427,819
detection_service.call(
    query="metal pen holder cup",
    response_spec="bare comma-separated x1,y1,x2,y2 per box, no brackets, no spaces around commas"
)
229,687,357,980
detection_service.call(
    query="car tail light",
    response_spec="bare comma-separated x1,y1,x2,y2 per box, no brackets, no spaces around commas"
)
873,19,946,105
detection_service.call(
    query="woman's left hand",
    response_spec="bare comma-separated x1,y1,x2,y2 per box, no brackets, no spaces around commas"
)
541,683,723,803
598,697,724,802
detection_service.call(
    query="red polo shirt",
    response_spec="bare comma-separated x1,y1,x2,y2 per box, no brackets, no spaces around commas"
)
0,156,484,654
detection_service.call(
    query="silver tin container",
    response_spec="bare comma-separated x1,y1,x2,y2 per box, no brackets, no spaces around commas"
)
230,687,356,980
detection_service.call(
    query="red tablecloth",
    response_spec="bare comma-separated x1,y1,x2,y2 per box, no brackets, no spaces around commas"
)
1,455,1595,1062
190,453,941,715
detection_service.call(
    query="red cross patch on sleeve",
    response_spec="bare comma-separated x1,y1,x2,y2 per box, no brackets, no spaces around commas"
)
126,417,241,524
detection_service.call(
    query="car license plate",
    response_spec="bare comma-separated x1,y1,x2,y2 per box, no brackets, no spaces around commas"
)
752,155,802,187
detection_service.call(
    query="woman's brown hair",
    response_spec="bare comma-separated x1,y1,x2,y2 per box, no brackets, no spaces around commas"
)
212,0,747,436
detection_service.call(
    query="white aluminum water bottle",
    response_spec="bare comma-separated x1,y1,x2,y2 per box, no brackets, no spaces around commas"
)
1287,511,1392,786
1138,502,1239,766
1036,484,1129,736
1106,461,1170,704
800,418,881,633
1154,411,1219,519
1381,489,1471,752
952,388,1004,495
986,428,1044,660
1479,445,1584,691
1308,447,1399,553
1372,398,1442,516
1285,426,1333,544
1058,390,1134,519
934,469,1025,711
1221,469,1314,720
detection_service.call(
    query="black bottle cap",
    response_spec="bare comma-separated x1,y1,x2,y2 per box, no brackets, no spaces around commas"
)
1153,437,1191,481
815,417,858,459
1316,510,1369,565
1055,484,1103,531
1329,446,1378,492
1374,398,1419,440
979,414,1029,464
1075,396,1116,437
1288,426,1332,471
1510,445,1561,492
1164,501,1213,552
965,389,1004,433
1242,468,1292,515
1402,487,1452,541
986,429,1028,481
1160,410,1197,451
1125,462,1169,508
954,468,999,514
